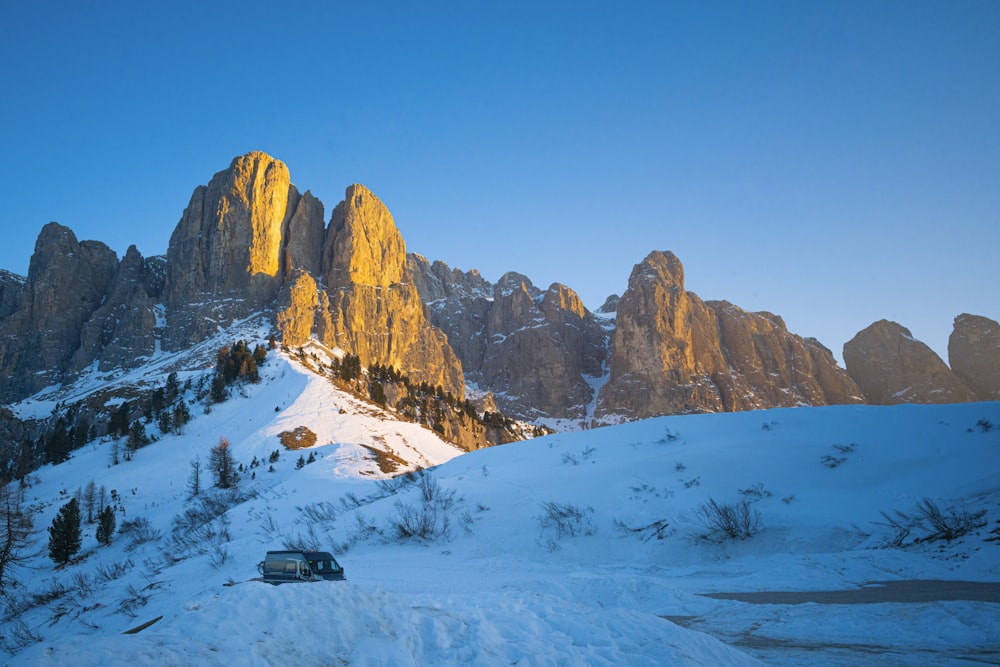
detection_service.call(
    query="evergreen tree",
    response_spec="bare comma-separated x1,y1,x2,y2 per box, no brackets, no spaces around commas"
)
210,373,228,403
95,505,116,545
110,401,130,438
45,418,72,465
173,400,191,431
157,408,174,434
48,498,82,565
165,371,180,403
253,343,267,367
369,381,387,406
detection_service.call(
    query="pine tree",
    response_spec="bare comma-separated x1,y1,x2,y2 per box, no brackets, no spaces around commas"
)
95,505,116,545
210,373,228,403
173,400,191,431
48,498,82,565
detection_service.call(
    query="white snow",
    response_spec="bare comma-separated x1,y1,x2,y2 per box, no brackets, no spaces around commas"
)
3,348,1000,666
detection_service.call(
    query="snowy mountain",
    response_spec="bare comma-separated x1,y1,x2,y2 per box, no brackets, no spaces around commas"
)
2,341,998,666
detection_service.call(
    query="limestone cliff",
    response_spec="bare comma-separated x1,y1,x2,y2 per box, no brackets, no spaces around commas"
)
409,259,610,421
69,245,159,373
314,185,464,398
0,269,25,320
163,151,296,347
843,320,976,404
948,314,1000,401
0,223,118,400
595,251,863,420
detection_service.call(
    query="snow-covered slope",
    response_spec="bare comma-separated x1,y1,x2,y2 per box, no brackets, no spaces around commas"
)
4,347,1000,666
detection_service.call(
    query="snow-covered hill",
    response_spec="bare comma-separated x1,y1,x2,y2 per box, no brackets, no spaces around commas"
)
4,347,1000,666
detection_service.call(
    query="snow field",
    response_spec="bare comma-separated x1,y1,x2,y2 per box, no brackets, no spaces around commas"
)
6,348,1000,665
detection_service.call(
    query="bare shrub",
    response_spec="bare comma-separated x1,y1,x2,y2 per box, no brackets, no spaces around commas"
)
3,619,42,652
95,560,133,583
614,518,671,541
117,583,150,618
538,502,595,541
118,517,161,552
696,498,761,542
914,498,987,542
875,497,987,546
297,500,339,525
283,523,325,552
820,455,847,468
738,483,772,501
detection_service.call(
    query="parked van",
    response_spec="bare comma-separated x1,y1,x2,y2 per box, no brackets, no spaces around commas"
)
258,550,346,585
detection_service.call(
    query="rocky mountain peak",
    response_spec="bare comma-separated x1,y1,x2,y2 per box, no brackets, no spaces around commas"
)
948,313,1000,401
596,250,863,421
0,223,120,400
162,151,297,346
843,319,976,404
597,294,620,314
322,184,405,289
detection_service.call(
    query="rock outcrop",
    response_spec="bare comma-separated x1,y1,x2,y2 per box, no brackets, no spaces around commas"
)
0,223,119,400
0,270,25,320
0,154,464,404
163,151,321,347
843,319,977,404
3,151,995,427
69,245,160,373
409,258,609,421
407,255,493,369
948,314,1000,401
275,185,465,399
595,251,863,420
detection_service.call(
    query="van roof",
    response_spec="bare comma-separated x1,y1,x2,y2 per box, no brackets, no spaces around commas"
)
265,550,336,560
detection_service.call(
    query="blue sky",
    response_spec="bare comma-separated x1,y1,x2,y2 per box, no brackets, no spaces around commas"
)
1,0,997,363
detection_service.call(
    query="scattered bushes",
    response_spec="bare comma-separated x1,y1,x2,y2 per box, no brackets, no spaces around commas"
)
118,517,162,552
538,501,595,544
695,498,761,542
614,518,671,541
876,497,987,546
389,474,463,541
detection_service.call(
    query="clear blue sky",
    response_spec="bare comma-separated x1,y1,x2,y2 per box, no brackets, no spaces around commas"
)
1,0,997,364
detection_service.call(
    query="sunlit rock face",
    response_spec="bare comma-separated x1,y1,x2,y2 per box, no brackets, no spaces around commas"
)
312,185,465,399
322,185,406,288
0,223,119,400
948,313,1000,400
409,258,610,421
844,319,976,404
595,251,863,420
163,152,292,346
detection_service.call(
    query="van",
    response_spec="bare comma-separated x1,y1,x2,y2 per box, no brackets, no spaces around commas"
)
258,550,346,585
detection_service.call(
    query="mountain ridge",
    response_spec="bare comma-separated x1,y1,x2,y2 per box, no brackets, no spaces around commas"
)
1,150,997,427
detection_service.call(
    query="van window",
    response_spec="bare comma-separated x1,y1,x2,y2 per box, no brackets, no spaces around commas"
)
284,560,298,574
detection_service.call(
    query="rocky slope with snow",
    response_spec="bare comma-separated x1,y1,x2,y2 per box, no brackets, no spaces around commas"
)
1,344,998,666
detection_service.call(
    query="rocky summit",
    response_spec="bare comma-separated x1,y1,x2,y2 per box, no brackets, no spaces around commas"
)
594,251,863,421
0,151,995,423
0,152,462,404
843,319,977,404
949,314,1000,401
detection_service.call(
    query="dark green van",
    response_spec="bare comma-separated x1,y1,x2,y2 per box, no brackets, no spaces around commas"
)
258,550,345,585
